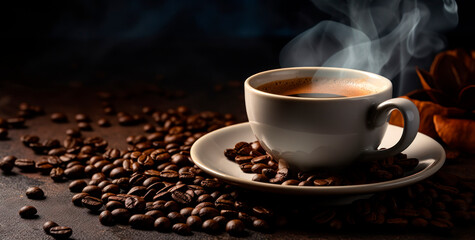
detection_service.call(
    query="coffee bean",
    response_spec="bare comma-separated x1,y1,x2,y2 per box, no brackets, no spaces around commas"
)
15,158,36,172
50,167,65,182
72,192,90,206
125,196,146,213
129,214,154,229
253,219,271,232
154,216,172,232
82,196,103,212
186,215,202,230
43,221,59,234
202,219,220,234
226,219,245,236
64,165,85,179
145,210,164,219
49,226,73,239
19,205,37,218
100,210,115,225
168,211,186,224
26,186,45,200
252,174,268,182
111,208,132,224
82,185,102,198
69,180,87,193
97,118,111,127
0,128,8,139
7,117,25,128
0,158,14,173
172,223,192,235
75,113,90,122
78,122,92,131
199,207,220,220
51,113,68,123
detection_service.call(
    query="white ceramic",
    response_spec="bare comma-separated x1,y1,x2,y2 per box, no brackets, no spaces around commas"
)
245,67,420,170
190,122,445,196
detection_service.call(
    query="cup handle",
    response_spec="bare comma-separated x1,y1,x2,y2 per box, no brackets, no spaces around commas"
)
362,98,420,160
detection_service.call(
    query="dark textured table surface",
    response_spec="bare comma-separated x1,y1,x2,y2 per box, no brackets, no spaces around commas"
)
0,82,474,240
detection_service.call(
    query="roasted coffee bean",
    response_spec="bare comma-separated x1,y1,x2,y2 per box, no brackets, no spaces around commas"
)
145,210,165,219
199,207,220,220
75,113,90,122
99,210,115,225
252,174,268,182
226,219,245,236
26,186,45,200
82,196,103,212
0,158,14,173
252,206,274,219
202,219,220,234
160,169,179,181
155,216,172,232
77,122,92,131
172,223,192,236
65,128,81,137
50,167,65,182
49,226,73,239
43,221,59,234
0,128,8,139
15,158,36,172
106,200,124,211
7,117,25,128
125,196,146,213
235,156,253,164
111,208,132,224
97,118,111,127
82,185,102,198
282,179,300,185
129,214,155,229
253,219,271,232
186,215,202,230
224,149,237,160
64,165,85,179
51,113,68,123
72,192,90,206
168,211,186,224
69,180,87,193
19,205,37,218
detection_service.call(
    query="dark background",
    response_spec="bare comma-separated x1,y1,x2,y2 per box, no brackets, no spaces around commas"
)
0,0,473,93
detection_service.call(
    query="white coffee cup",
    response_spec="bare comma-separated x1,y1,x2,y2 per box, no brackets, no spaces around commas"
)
244,67,419,171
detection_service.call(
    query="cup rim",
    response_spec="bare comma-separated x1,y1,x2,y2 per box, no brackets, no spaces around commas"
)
245,67,392,101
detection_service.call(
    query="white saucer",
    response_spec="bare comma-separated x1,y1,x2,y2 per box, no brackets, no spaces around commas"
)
191,122,445,196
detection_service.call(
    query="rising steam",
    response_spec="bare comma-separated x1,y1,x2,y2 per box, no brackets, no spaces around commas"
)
280,0,458,95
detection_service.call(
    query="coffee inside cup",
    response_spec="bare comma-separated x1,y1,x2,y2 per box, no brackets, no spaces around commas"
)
256,77,379,98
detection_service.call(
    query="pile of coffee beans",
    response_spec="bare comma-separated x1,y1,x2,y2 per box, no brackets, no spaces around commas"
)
1,102,475,238
224,141,419,185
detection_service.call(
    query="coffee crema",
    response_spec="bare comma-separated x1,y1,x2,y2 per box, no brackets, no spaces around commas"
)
256,77,377,98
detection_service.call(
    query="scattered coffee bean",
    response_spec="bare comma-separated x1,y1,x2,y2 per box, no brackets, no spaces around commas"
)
98,118,111,127
43,221,59,234
26,186,45,199
19,205,37,218
226,219,245,236
172,222,192,235
0,128,8,139
75,113,91,122
202,219,220,234
82,196,103,212
51,113,68,123
69,180,87,192
49,226,73,239
99,210,115,226
155,216,172,232
129,214,154,229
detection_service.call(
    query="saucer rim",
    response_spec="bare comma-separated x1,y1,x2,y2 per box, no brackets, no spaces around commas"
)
190,122,446,195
